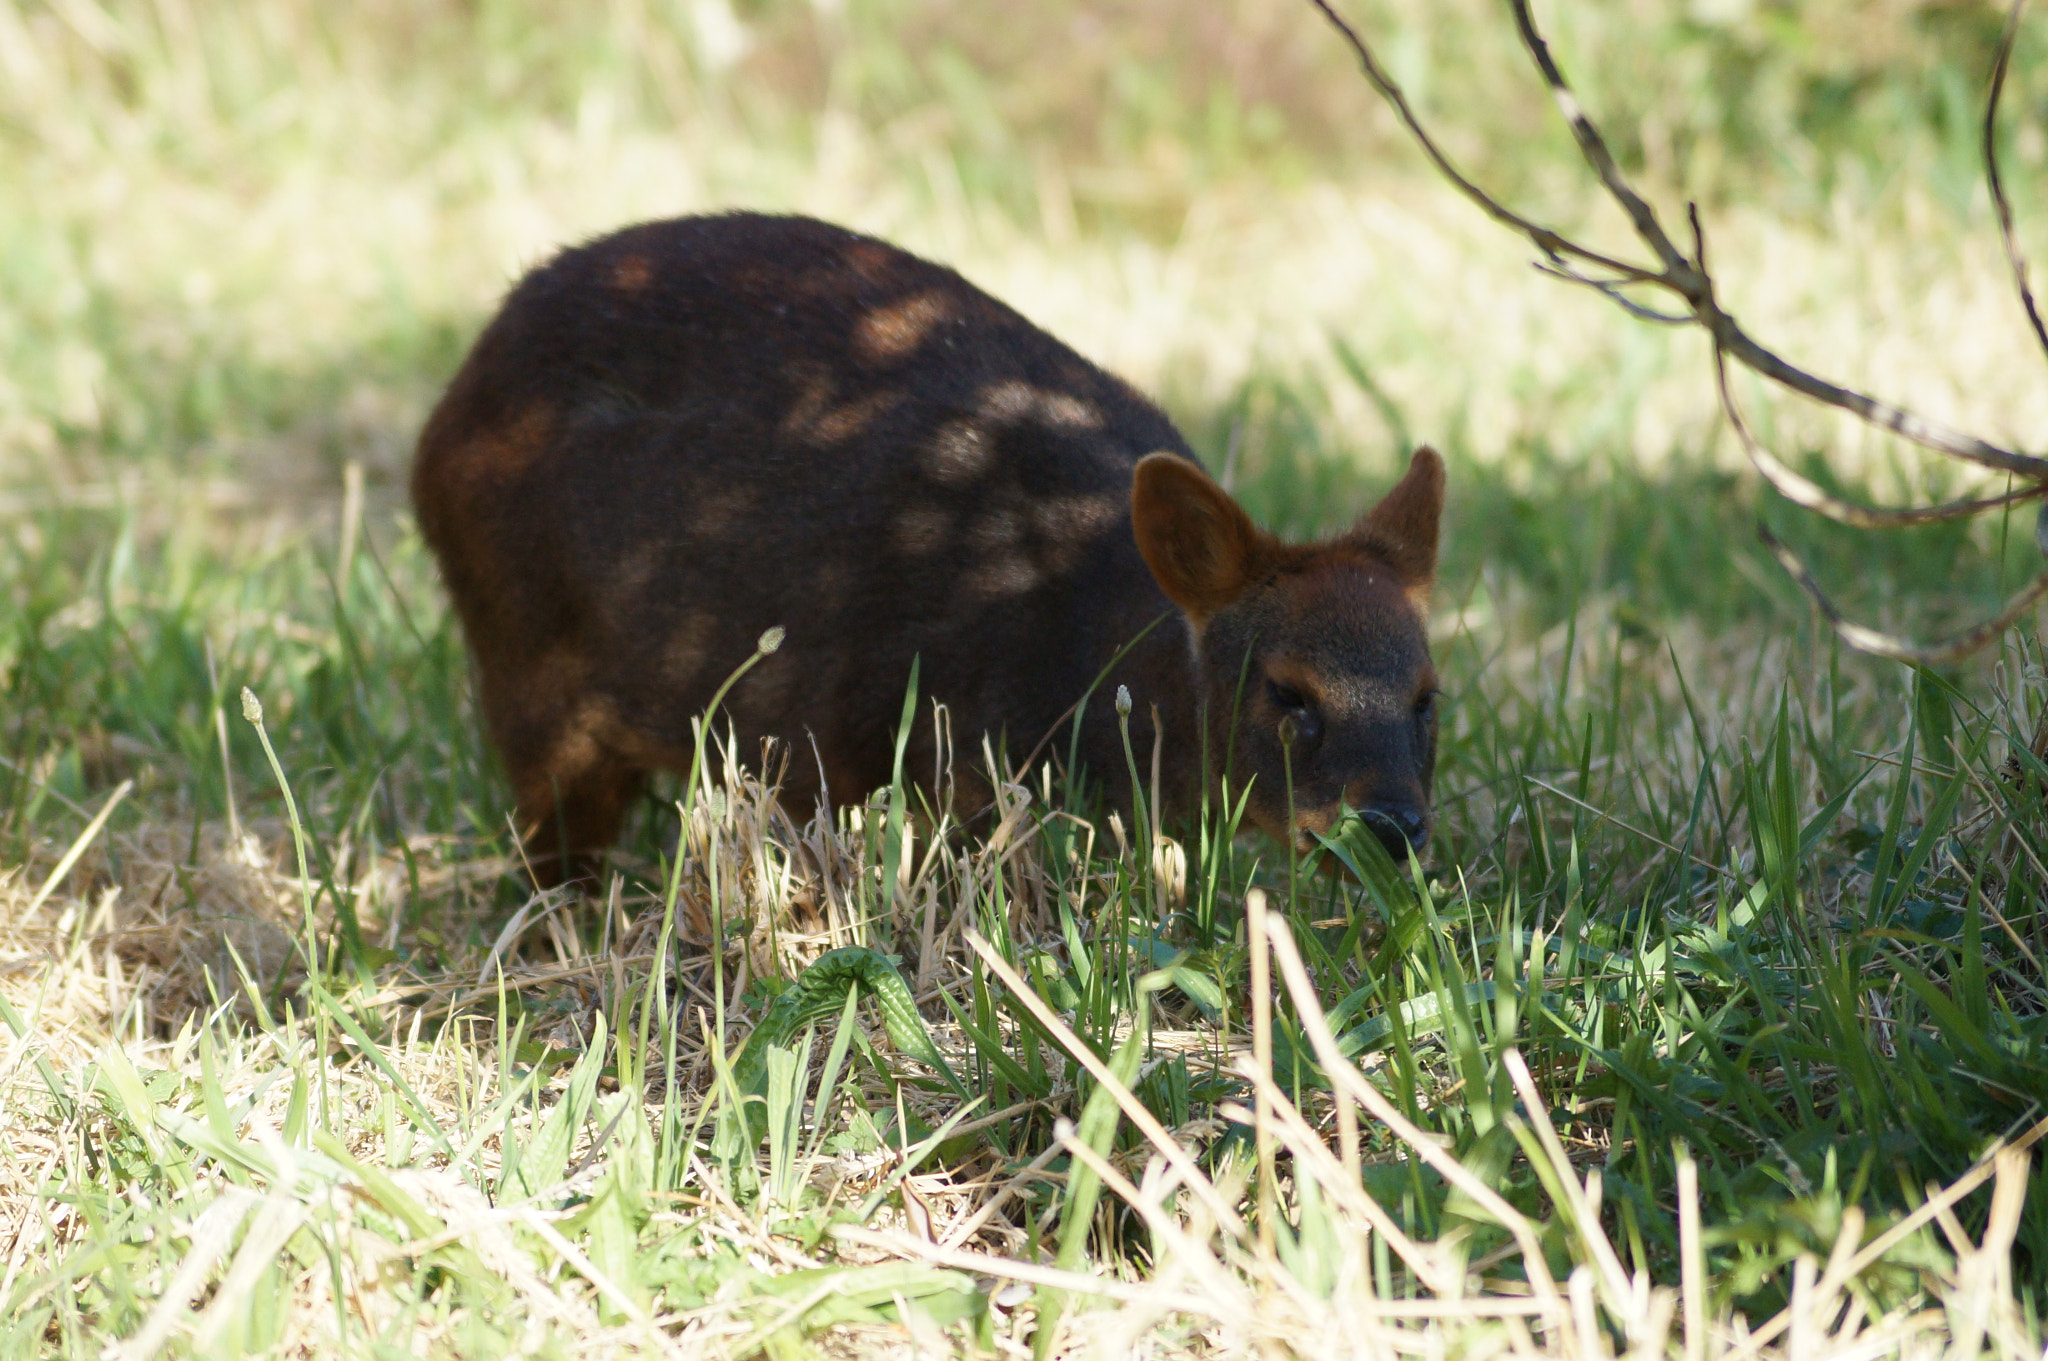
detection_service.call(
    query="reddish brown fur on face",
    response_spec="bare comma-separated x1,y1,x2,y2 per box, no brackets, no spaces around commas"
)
412,213,1445,884
1354,444,1444,607
1179,447,1446,854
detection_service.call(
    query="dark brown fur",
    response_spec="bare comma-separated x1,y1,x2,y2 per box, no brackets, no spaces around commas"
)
413,212,1443,881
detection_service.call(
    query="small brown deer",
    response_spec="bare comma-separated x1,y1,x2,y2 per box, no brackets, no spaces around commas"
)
413,213,1443,883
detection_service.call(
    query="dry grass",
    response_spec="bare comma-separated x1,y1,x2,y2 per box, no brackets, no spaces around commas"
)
3,753,2044,1357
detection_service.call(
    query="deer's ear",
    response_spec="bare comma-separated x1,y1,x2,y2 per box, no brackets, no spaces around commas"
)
1132,453,1268,620
1353,445,1444,595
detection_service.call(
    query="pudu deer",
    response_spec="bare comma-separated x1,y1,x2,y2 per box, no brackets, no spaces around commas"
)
413,213,1444,884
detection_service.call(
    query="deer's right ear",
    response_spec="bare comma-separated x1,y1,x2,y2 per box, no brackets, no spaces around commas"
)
1131,453,1267,620
1353,444,1444,592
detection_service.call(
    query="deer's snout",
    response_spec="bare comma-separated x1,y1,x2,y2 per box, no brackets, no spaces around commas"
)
1360,801,1429,857
1342,770,1430,859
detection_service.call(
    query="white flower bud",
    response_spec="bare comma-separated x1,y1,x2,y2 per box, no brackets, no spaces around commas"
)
758,625,786,655
1115,684,1132,717
240,687,263,724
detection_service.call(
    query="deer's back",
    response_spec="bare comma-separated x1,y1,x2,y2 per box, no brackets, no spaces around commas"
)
414,213,1199,807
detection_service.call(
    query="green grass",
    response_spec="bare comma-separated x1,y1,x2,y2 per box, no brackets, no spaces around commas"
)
4,399,2045,1355
4,0,2048,1356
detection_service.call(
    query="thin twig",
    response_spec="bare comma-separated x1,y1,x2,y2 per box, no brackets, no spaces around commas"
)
1714,342,2048,529
1987,0,2048,373
1499,0,2048,480
1310,0,2048,659
1535,262,1692,323
1303,0,1652,283
1757,516,2048,666
1505,0,1691,277
1311,0,2048,481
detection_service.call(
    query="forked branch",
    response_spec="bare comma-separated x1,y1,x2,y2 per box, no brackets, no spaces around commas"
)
1309,0,2048,662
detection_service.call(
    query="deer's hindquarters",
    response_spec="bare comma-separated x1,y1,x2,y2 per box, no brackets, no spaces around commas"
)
413,213,1207,881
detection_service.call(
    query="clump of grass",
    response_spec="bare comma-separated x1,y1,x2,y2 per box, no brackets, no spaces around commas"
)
3,428,2046,1354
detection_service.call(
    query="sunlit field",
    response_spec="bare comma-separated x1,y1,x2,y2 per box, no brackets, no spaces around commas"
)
3,1,2047,1356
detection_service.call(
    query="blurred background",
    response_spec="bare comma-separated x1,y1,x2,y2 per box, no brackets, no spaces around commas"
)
6,0,2048,619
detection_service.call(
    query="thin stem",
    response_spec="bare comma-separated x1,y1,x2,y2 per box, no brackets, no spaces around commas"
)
1987,0,2048,373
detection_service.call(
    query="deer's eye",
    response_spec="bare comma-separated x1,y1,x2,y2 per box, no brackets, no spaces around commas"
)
1267,680,1322,743
1415,689,1439,718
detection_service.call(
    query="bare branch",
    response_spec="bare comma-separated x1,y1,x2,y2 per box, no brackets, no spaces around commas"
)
1713,323,2048,478
1303,0,1653,283
1535,262,1691,323
1505,0,1693,278
1308,0,2048,479
1715,346,2048,529
1759,512,2048,666
1500,0,2048,480
1306,0,2048,659
1987,0,2048,374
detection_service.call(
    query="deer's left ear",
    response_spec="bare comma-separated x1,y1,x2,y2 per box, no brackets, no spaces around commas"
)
1352,445,1443,602
1132,452,1272,622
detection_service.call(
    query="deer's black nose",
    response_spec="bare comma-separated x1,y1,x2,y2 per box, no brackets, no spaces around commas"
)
1363,804,1429,857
